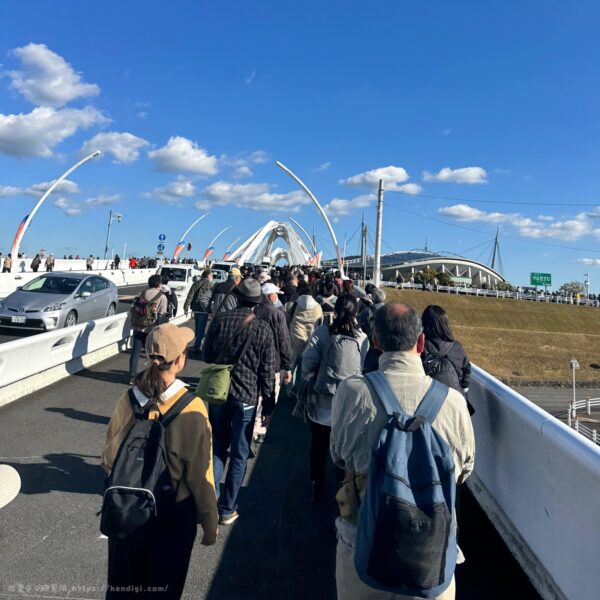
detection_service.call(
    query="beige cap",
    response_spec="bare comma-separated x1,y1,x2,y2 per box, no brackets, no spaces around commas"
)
230,267,242,277
145,323,194,363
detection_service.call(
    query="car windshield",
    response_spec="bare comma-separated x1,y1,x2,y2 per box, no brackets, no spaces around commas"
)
158,268,187,282
21,276,80,295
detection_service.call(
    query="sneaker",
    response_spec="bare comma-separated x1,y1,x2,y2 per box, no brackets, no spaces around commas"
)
219,511,239,525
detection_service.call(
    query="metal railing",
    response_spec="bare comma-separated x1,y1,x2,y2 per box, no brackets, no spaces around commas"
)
568,398,600,446
377,281,600,307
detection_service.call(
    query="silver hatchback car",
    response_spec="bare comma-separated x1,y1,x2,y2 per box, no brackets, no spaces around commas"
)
0,272,119,332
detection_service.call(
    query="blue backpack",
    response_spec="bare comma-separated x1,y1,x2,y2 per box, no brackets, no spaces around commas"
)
355,371,457,598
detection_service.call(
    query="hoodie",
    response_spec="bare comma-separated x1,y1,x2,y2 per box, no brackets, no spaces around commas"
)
287,295,324,357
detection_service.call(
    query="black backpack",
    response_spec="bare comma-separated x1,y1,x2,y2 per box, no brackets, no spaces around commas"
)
100,389,195,540
422,342,461,392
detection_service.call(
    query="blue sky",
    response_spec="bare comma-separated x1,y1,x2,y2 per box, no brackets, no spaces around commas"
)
1,1,600,289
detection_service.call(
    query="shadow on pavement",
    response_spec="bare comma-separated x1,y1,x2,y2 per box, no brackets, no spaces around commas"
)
72,368,129,384
206,398,337,600
6,453,104,496
45,406,110,425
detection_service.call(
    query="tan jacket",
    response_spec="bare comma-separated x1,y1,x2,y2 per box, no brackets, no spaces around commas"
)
287,295,323,360
101,382,218,543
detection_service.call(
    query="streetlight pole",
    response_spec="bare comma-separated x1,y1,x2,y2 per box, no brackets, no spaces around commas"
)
373,179,384,287
103,210,123,260
10,151,101,260
584,273,590,299
276,161,344,276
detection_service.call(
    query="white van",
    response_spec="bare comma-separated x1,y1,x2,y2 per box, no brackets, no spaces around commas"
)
155,264,202,317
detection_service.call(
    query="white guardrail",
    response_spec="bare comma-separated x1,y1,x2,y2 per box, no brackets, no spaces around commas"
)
0,310,189,407
467,365,600,600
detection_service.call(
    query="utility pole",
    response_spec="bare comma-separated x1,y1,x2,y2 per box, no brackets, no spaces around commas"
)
373,179,384,287
103,210,123,260
361,212,367,283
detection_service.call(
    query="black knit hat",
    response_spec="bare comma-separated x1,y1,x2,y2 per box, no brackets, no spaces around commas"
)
233,278,264,304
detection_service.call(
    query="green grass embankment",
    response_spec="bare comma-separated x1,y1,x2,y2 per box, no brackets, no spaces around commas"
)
385,289,600,384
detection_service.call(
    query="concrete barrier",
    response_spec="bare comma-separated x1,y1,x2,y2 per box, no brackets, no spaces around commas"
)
0,268,156,298
467,365,600,600
0,311,189,407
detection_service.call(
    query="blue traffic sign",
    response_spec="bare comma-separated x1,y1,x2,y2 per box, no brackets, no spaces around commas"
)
158,234,166,241
157,243,165,251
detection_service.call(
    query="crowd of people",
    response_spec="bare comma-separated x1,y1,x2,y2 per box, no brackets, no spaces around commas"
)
100,264,475,599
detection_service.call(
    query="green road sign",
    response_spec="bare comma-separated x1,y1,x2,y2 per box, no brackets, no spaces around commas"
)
530,272,552,286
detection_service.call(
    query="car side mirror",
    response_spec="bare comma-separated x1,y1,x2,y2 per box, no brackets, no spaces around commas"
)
15,286,22,290
80,291,92,299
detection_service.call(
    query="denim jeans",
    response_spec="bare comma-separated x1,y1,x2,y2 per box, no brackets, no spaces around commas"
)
209,397,256,516
193,312,209,351
128,330,147,378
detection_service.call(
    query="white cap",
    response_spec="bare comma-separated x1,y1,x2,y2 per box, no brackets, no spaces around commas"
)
262,282,282,295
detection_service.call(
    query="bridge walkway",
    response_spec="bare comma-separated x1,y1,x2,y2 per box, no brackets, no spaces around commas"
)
0,344,540,599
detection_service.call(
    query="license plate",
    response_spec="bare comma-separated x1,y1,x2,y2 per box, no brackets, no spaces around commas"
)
11,316,26,324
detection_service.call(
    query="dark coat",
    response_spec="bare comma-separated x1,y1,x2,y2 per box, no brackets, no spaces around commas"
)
209,279,239,314
254,300,292,372
424,338,471,389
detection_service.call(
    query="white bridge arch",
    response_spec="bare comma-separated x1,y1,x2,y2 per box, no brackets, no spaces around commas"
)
229,221,313,265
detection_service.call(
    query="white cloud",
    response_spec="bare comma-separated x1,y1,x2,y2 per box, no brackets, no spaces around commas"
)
248,150,269,164
85,194,120,206
244,71,256,85
29,179,80,195
538,215,555,222
233,165,253,179
314,161,332,173
198,181,310,213
340,165,411,191
576,258,600,266
81,131,149,164
145,177,197,203
439,203,593,241
423,166,488,184
324,193,376,221
0,106,108,157
396,183,423,195
8,43,100,107
494,168,511,175
148,136,218,175
53,197,81,217
0,185,24,198
137,111,148,119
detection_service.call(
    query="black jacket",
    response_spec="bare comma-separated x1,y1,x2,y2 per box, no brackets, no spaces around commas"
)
254,301,292,372
281,284,298,305
424,338,471,389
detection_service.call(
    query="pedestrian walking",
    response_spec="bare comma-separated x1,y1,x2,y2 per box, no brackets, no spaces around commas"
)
421,304,471,394
128,275,169,385
287,280,324,391
316,281,338,326
101,323,218,599
45,254,55,272
183,269,213,353
253,282,293,442
86,255,94,271
30,254,41,272
209,268,242,315
357,287,386,374
301,294,369,502
202,278,277,525
2,253,12,273
114,254,121,269
331,302,475,599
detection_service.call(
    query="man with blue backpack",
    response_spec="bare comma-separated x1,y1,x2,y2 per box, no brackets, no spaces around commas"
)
330,302,475,599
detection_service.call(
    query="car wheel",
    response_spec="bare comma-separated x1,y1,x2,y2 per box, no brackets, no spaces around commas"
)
106,302,117,317
65,311,78,327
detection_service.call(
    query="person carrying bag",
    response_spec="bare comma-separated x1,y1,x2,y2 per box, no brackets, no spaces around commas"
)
196,314,258,404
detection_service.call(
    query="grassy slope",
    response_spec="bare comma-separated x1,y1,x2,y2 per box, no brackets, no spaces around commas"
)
385,289,600,383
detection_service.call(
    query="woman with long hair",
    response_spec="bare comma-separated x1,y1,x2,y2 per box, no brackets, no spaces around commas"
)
302,293,369,502
101,324,218,598
421,304,471,392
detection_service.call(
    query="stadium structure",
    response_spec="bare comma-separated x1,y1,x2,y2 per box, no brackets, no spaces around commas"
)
333,250,506,287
